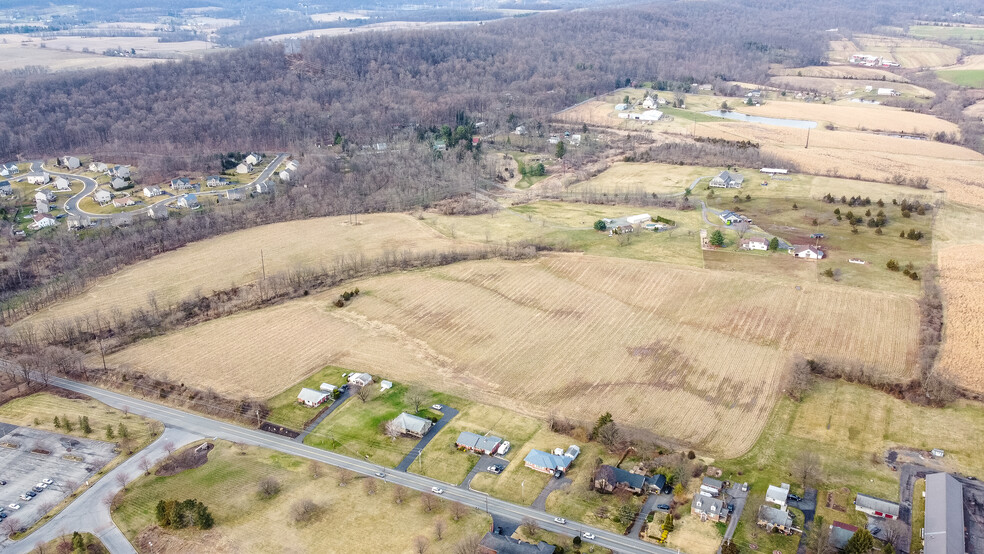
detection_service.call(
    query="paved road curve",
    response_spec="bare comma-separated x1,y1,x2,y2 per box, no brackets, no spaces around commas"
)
9,376,675,554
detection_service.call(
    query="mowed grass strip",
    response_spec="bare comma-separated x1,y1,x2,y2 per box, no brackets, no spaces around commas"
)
113,441,491,552
937,69,984,88
0,392,155,449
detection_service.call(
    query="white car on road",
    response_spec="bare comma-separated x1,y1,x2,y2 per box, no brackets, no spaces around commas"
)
554,517,566,524
582,532,595,540
431,487,444,494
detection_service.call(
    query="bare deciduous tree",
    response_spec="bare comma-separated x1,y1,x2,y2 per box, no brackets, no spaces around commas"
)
453,534,482,554
792,450,822,489
596,421,621,451
784,354,813,401
289,499,322,524
449,501,468,522
309,459,323,479
434,519,446,541
363,477,378,496
393,485,408,505
258,477,281,499
420,493,438,513
405,387,426,413
414,535,430,554
114,472,128,491
138,456,152,475
338,468,353,487
163,440,176,457
355,384,371,403
521,517,540,537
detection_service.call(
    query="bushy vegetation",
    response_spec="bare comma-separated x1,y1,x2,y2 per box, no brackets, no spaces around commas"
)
155,499,215,530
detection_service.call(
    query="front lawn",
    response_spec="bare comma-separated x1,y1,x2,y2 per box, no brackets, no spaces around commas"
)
264,365,348,430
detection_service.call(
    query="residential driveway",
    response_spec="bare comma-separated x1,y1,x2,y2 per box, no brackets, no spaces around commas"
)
724,483,748,541
792,488,818,554
461,454,509,489
531,476,570,510
630,492,671,538
294,388,351,443
699,200,791,249
394,406,458,472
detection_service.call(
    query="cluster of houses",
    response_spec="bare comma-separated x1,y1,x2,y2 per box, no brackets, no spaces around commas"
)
296,372,375,408
235,153,264,174
602,213,669,236
756,483,795,532
849,54,900,68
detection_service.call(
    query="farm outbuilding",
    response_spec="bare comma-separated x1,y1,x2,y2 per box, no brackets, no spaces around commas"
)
829,521,858,551
924,473,964,554
297,387,330,407
347,373,373,387
854,493,899,519
700,477,723,497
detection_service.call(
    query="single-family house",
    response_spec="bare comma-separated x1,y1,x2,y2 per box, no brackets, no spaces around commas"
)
206,175,227,187
112,196,135,208
757,505,793,533
93,190,112,204
255,180,274,194
26,172,50,185
710,170,744,188
740,237,769,250
854,493,899,519
297,387,330,408
112,213,134,227
790,245,825,259
379,380,393,391
62,156,80,169
109,165,131,179
700,477,724,497
643,95,658,109
29,213,57,230
524,449,573,476
35,199,49,214
433,140,447,151
692,495,726,522
147,205,169,220
319,383,337,394
279,169,293,182
829,521,859,551
549,135,560,145
718,211,745,225
88,162,108,172
111,177,130,191
924,473,964,554
225,190,243,201
177,193,199,209
477,532,554,554
347,373,373,387
766,483,790,509
236,162,253,174
142,185,163,198
593,465,648,495
67,214,92,229
1,162,19,176
390,412,432,438
35,190,56,203
245,153,263,165
285,160,299,171
54,177,71,191
0,180,11,196
456,431,503,455
170,177,192,190
514,125,527,136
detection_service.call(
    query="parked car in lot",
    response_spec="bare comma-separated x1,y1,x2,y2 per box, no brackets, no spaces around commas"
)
32,486,44,493
25,491,36,497
554,517,566,524
656,504,670,511
18,494,31,501
8,504,20,510
41,479,53,485
431,487,444,494
0,512,7,519
0,480,6,486
582,532,595,540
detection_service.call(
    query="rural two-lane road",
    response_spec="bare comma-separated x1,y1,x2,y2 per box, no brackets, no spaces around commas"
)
5,375,674,554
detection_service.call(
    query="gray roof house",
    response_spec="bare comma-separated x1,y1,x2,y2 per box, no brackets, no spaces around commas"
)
177,193,199,209
62,156,80,169
456,431,502,455
692,494,726,522
710,170,744,188
0,180,11,195
478,532,554,554
766,483,790,509
758,505,793,533
924,473,964,554
854,493,899,519
255,180,274,194
206,175,227,187
1,162,19,176
171,177,192,189
700,476,724,497
109,165,131,179
391,412,432,438
111,177,130,190
830,522,859,551
147,205,169,220
594,464,649,494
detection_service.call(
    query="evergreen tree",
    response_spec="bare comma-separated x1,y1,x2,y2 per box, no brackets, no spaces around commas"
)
53,416,61,428
846,529,874,554
710,230,724,247
106,424,115,440
156,500,169,527
768,237,779,251
72,531,85,551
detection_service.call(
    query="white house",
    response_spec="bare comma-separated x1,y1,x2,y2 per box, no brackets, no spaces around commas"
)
111,177,129,190
35,190,56,203
170,177,192,190
279,169,293,182
380,380,393,391
245,153,263,165
255,180,274,194
225,190,243,201
1,162,19,176
109,165,130,179
642,95,658,109
29,213,57,230
710,170,744,188
740,237,769,250
26,172,50,185
790,245,824,259
67,214,92,229
766,483,790,509
142,185,163,198
297,387,330,408
88,162,108,172
93,190,112,204
176,193,199,209
112,196,135,208
514,125,527,136
348,373,373,387
35,199,49,214
700,477,724,497
285,160,299,171
62,156,80,169
53,177,71,191
236,163,252,174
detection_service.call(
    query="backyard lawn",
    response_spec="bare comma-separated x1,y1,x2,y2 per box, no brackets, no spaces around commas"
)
264,365,348,430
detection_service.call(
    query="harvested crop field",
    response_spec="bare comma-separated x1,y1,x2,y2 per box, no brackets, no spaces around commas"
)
21,213,457,328
831,35,961,68
740,101,958,136
937,244,984,394
768,76,934,98
108,254,919,456
774,65,911,81
695,122,984,208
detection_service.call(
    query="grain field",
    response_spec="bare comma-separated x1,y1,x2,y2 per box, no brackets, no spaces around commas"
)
937,244,984,394
21,213,457,328
108,254,919,456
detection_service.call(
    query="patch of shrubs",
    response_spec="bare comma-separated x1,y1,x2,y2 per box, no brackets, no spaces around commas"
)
333,288,361,308
155,499,214,530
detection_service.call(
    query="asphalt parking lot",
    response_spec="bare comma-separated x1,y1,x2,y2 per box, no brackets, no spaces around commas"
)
0,424,116,532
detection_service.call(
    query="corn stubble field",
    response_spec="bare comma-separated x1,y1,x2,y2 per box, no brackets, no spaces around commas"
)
937,244,984,395
108,254,919,456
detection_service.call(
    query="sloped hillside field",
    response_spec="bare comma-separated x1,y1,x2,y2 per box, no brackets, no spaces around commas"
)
108,254,919,456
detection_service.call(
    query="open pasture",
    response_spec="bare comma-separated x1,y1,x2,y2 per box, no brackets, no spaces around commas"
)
909,24,984,41
937,244,984,395
740,100,959,135
937,69,984,88
107,254,920,456
21,213,457,329
768,75,934,98
773,65,911,81
0,35,211,72
850,34,961,68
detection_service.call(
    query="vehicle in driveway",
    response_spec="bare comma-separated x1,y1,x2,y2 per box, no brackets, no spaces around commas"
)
498,441,511,454
582,532,596,540
431,404,443,411
431,487,444,494
657,504,670,511
789,493,802,502
554,517,566,524
487,465,503,474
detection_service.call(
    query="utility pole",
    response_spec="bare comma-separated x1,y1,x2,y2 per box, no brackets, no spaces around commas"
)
805,128,811,149
260,249,266,280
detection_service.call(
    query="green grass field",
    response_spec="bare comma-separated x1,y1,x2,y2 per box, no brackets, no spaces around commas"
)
409,402,543,485
910,25,984,40
303,382,451,468
264,365,348,430
114,440,491,552
911,478,926,550
937,69,984,88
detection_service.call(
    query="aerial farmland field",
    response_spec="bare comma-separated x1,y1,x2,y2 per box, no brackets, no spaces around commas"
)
937,244,984,395
107,254,920,456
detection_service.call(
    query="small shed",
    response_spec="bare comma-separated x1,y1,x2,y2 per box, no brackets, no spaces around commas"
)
380,380,393,391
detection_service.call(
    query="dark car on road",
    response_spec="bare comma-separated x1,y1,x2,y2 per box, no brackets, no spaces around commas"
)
657,504,670,511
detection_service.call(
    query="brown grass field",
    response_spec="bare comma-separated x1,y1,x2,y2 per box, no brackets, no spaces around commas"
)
937,244,984,394
965,99,984,119
828,35,961,68
741,101,959,135
21,213,457,329
773,65,912,81
107,254,919,456
939,54,984,72
768,75,935,98
0,35,211,72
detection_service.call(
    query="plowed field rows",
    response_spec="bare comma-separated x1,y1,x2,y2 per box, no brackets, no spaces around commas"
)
937,244,984,394
108,254,919,456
